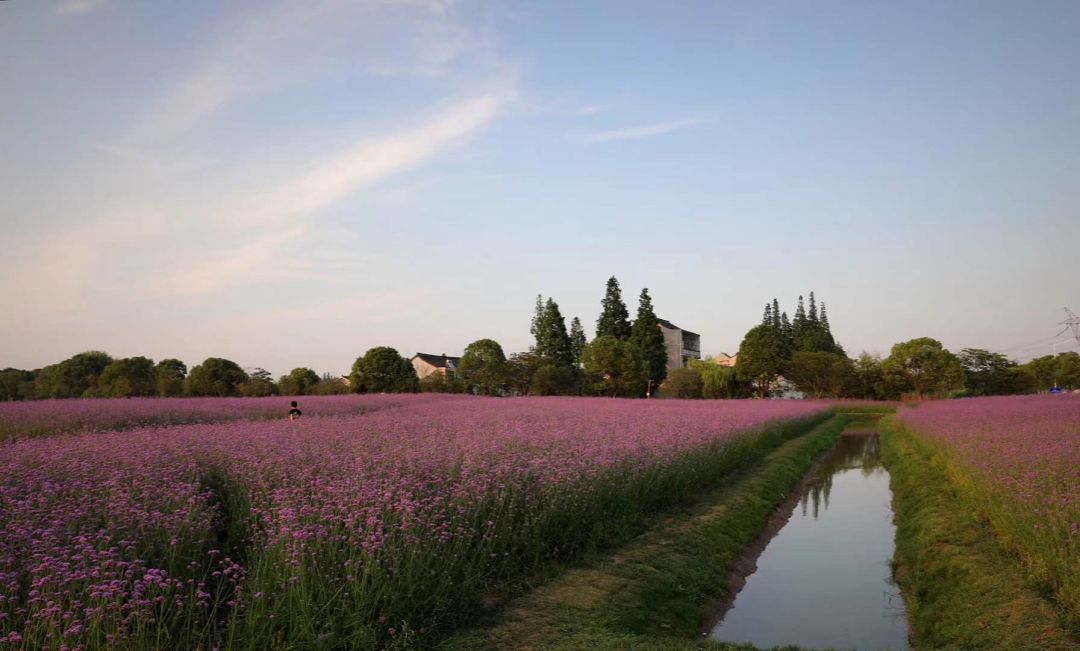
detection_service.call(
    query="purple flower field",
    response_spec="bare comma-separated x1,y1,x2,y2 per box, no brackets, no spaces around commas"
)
0,394,455,442
898,395,1080,624
0,396,825,649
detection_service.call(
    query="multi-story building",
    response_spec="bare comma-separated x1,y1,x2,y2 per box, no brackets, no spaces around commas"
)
410,353,460,380
657,318,701,374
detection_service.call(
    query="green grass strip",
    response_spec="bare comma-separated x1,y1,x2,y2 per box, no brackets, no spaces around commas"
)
881,417,1079,650
440,416,846,651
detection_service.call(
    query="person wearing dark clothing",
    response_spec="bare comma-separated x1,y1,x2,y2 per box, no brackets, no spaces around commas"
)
288,400,302,420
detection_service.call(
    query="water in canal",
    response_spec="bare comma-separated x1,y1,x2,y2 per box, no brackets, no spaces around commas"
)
709,431,909,651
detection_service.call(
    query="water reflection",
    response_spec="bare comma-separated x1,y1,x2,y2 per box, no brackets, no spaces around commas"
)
709,432,909,651
802,433,884,520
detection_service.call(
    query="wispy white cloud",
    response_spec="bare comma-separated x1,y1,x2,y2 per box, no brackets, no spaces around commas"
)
584,118,704,143
165,93,508,296
235,94,506,225
52,0,108,16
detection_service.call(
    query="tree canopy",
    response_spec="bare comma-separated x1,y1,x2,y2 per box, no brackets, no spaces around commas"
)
459,338,508,396
350,347,418,393
186,358,249,397
736,324,786,398
882,337,964,398
582,335,645,397
99,356,157,398
278,367,321,396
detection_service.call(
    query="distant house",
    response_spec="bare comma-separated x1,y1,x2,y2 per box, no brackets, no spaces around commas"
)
657,319,701,374
410,353,460,380
713,352,737,367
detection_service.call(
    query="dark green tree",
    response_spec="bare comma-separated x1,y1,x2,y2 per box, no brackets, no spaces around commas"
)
241,368,278,397
534,298,575,367
529,362,580,396
629,288,668,391
783,351,854,398
1022,352,1080,391
350,347,418,393
0,368,33,401
582,335,646,397
595,276,632,340
505,351,543,396
851,352,887,400
186,358,249,397
959,348,1030,396
459,338,508,396
569,317,587,364
35,351,114,398
736,324,786,398
278,367,321,396
155,359,187,397
99,356,157,397
882,338,965,398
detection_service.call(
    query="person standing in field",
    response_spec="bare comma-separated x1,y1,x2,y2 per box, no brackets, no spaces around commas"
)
288,400,302,420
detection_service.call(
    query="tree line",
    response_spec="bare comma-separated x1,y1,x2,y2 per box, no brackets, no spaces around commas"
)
3,283,1076,401
0,353,350,401
719,293,1079,400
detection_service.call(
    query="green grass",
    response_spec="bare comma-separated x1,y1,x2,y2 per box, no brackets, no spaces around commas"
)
881,417,1079,650
439,416,847,651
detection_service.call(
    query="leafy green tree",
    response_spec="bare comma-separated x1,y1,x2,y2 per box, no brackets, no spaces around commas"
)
958,348,1030,396
505,351,543,396
736,324,785,398
783,352,853,398
310,373,350,395
630,288,668,391
459,338,508,396
582,335,646,397
663,367,703,399
529,362,579,396
186,358,249,397
1024,352,1080,391
851,352,887,400
278,367,321,396
0,368,33,401
155,359,187,397
534,298,575,367
35,351,114,398
98,357,157,397
569,317,587,365
241,368,278,397
595,276,632,340
689,359,751,399
882,338,965,398
350,347,418,393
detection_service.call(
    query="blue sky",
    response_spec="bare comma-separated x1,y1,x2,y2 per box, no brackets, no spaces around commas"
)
3,0,1079,376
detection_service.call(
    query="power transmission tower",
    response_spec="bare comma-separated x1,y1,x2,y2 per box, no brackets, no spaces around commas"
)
1058,308,1080,346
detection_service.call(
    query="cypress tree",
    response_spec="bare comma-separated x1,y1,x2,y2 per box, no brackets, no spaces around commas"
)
538,298,574,367
771,298,782,331
808,291,819,325
780,311,794,357
530,294,545,349
596,276,632,340
630,288,668,388
793,295,807,340
569,317,587,365
762,302,773,325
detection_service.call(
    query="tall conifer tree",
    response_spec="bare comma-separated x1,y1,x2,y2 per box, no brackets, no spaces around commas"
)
537,299,574,367
596,276,632,340
630,288,668,388
569,317,587,364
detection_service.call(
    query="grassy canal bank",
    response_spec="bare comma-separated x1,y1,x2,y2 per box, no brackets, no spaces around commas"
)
882,417,1079,651
440,415,847,650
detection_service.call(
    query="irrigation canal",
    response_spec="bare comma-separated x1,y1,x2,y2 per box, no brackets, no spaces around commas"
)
706,427,909,650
